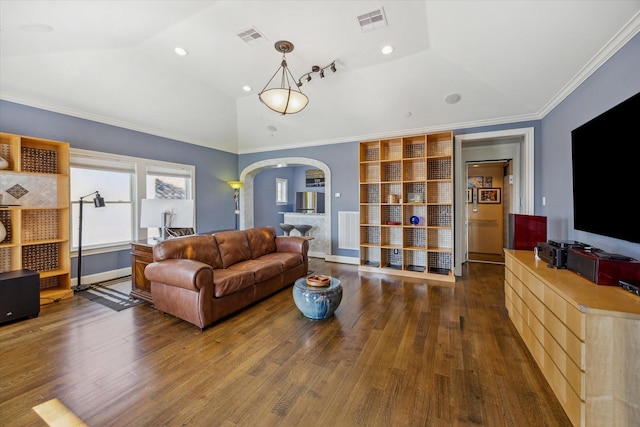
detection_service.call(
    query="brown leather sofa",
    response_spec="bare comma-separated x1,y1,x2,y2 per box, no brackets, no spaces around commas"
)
144,226,309,329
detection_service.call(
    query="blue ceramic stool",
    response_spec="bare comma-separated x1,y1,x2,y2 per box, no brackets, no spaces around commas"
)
293,277,342,319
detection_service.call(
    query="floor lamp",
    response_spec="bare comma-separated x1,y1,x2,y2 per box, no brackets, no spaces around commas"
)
228,181,243,230
75,191,105,292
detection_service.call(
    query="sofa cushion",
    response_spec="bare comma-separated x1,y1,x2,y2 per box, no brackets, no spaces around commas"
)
212,269,254,298
153,234,223,269
214,230,252,268
257,252,303,270
245,226,277,259
228,259,282,283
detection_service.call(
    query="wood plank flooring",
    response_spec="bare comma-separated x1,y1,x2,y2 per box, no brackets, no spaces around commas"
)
0,259,571,426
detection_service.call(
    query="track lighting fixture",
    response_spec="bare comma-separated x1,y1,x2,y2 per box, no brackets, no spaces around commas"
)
297,61,337,88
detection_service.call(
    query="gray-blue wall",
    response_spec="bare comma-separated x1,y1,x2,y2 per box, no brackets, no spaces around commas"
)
539,31,640,259
253,167,295,229
0,101,239,277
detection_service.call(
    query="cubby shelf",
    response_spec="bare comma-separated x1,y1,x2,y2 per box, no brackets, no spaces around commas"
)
358,132,454,282
0,132,71,304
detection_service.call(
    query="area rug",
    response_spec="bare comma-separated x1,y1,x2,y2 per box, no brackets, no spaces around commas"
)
76,276,146,311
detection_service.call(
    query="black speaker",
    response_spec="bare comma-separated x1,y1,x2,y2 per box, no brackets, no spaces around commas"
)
566,250,597,282
0,269,40,324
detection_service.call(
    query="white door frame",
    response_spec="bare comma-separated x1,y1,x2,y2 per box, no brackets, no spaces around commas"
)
454,127,534,275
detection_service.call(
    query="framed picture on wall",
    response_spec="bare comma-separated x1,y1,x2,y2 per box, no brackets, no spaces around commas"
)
478,188,501,204
468,176,483,188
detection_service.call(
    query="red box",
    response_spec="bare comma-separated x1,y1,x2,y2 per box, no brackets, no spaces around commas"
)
507,214,547,251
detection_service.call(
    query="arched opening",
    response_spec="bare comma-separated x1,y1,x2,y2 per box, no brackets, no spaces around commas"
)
239,157,332,257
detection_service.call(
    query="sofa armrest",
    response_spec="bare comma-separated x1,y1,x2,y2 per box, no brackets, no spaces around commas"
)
275,236,308,254
144,258,213,292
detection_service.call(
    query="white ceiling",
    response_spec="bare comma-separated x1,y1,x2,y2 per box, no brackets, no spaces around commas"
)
1,1,639,154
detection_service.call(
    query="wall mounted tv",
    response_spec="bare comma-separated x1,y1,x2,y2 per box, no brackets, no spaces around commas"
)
571,91,640,244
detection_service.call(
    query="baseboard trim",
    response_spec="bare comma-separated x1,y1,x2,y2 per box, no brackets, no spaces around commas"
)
73,267,131,287
324,255,359,265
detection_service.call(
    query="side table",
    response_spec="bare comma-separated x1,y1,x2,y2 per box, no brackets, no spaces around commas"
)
292,276,342,319
130,239,156,303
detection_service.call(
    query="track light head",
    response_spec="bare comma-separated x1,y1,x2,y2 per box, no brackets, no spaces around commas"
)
330,62,337,73
320,69,325,79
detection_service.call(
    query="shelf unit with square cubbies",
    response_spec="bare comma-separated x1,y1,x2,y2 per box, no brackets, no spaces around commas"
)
358,132,454,282
0,132,71,304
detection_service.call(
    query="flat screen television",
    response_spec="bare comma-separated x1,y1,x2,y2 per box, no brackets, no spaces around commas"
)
571,91,640,244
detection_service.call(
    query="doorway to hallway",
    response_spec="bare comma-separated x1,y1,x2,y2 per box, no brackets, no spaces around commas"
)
466,160,511,265
454,127,535,275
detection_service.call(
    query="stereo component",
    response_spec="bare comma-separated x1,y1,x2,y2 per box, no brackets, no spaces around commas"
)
567,248,640,286
537,240,588,268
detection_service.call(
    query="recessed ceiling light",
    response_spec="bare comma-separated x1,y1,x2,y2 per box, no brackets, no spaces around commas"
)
445,93,462,104
20,23,53,33
381,45,394,55
267,125,278,132
174,47,188,56
242,85,251,92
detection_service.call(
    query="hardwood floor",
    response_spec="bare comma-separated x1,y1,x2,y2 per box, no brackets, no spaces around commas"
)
0,259,571,427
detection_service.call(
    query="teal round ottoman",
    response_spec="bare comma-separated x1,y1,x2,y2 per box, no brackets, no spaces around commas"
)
293,276,342,319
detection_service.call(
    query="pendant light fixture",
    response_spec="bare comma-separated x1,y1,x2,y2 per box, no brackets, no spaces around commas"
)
259,40,309,115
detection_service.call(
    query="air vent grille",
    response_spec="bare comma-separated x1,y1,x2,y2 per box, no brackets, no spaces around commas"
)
357,7,388,32
237,27,265,46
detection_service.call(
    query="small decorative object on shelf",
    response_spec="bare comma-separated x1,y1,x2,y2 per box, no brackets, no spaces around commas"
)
410,216,420,225
0,221,6,242
306,275,331,287
0,156,8,169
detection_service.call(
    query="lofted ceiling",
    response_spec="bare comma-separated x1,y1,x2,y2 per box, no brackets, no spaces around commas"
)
1,1,639,154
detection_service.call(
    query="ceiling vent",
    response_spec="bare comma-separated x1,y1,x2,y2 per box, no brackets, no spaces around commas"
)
357,7,388,32
237,27,265,46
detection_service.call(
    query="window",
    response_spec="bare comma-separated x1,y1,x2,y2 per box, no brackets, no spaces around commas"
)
276,178,288,205
144,163,194,239
70,149,195,252
71,167,133,249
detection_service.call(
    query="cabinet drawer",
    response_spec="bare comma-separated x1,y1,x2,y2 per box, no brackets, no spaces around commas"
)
541,347,583,427
132,243,153,259
544,285,585,340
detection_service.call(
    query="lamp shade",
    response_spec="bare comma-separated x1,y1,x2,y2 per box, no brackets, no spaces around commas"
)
93,192,106,207
228,181,243,190
259,41,309,115
140,199,194,228
259,88,308,115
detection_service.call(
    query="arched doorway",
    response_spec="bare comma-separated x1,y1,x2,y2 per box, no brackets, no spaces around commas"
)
239,157,332,257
